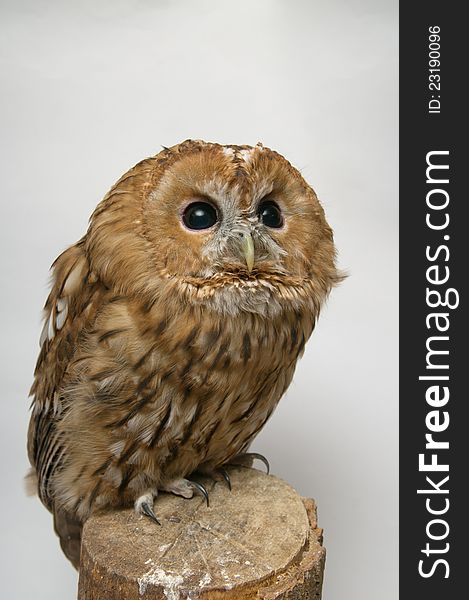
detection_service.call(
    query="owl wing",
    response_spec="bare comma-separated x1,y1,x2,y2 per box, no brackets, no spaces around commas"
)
28,238,103,510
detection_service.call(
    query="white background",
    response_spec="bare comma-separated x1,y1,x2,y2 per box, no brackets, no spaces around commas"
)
0,1,398,598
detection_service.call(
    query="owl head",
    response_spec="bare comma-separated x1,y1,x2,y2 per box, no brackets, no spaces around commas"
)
86,140,339,317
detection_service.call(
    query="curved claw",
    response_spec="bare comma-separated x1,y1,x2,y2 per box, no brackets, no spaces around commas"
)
189,480,210,507
140,501,161,525
219,467,232,491
248,452,270,474
231,452,270,475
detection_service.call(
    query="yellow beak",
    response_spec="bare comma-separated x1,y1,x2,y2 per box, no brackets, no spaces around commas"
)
241,232,255,273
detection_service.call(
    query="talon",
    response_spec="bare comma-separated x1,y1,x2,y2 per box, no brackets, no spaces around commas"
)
189,480,210,507
135,491,161,525
247,452,270,474
219,467,232,491
230,452,270,474
195,467,232,491
162,477,210,507
141,502,161,525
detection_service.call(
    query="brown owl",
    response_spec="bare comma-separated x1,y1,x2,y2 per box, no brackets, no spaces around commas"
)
27,139,339,568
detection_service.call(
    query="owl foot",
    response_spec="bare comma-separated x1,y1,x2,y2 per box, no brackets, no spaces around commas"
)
162,478,210,507
228,452,270,474
135,490,161,525
196,467,232,491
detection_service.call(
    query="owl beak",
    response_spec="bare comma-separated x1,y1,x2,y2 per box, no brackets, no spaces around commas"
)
241,232,255,273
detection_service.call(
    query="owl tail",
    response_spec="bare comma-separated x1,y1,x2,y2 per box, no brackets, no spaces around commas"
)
53,508,83,569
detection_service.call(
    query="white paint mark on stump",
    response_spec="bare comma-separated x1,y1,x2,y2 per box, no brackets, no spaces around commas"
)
138,567,184,599
199,572,212,587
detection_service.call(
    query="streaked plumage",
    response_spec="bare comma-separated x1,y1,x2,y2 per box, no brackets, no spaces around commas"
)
27,139,339,567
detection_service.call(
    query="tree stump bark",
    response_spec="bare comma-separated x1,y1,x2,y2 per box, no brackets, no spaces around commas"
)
77,468,325,599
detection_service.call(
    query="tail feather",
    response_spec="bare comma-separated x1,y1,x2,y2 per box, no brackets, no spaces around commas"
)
53,508,83,569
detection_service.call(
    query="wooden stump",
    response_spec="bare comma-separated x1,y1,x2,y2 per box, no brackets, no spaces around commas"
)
77,468,325,599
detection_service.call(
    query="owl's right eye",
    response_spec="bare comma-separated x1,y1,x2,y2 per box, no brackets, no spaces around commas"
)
182,202,218,230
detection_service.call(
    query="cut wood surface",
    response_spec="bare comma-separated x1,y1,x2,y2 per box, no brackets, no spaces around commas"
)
78,468,325,599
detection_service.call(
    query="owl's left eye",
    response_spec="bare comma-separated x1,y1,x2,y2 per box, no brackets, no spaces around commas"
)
182,202,218,230
258,200,284,228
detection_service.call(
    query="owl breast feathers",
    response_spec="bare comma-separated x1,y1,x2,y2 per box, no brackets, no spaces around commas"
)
27,139,339,567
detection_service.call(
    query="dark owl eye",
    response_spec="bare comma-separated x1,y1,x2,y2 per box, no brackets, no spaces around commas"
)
258,200,283,228
182,202,218,230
